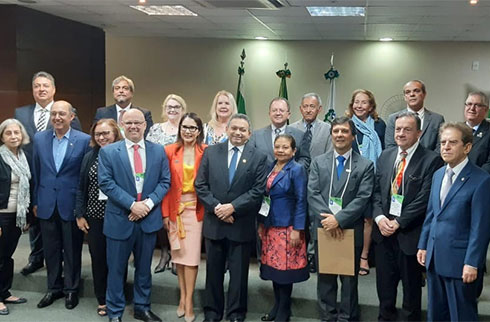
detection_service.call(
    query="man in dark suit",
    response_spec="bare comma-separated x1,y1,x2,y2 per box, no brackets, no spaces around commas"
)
249,97,310,169
308,116,374,322
385,80,444,152
465,91,490,173
195,114,268,322
98,108,170,322
93,75,153,137
14,71,81,276
33,100,91,310
418,122,490,321
372,111,443,321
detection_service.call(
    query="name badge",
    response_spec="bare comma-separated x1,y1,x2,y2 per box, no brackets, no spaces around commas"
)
389,194,404,217
329,197,342,215
98,189,108,201
259,196,271,217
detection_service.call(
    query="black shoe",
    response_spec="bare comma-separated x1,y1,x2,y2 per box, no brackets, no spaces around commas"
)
261,314,275,321
37,292,64,308
20,262,44,276
134,310,162,322
65,293,79,309
109,317,122,322
0,304,8,315
154,252,171,274
308,254,317,273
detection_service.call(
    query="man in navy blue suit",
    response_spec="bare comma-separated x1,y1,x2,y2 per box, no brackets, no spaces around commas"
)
33,100,90,310
418,122,490,321
93,75,153,137
14,71,81,276
98,108,170,322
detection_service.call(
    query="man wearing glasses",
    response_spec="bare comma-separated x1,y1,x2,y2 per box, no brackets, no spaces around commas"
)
465,91,490,173
94,75,153,137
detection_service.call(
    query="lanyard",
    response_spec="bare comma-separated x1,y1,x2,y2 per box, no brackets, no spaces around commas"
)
328,154,352,201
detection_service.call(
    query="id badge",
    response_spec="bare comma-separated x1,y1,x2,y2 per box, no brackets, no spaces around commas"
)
389,194,404,217
135,173,144,192
259,196,271,217
329,197,342,215
98,189,108,201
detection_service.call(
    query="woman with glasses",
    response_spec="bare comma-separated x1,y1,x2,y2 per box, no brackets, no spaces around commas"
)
162,113,207,322
147,94,187,273
204,90,237,145
74,119,122,317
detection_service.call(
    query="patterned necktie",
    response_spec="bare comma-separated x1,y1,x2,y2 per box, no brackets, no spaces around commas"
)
440,168,454,206
391,151,408,195
274,128,282,137
119,109,126,126
303,123,313,150
133,144,143,201
36,108,47,131
336,155,345,180
229,147,239,185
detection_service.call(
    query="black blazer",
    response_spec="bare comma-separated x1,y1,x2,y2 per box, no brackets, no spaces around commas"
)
195,140,268,242
0,156,12,209
74,148,98,219
468,119,490,174
372,144,444,255
93,104,154,137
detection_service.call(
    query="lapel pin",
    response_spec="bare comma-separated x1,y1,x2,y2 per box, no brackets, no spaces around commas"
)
477,132,483,138
70,143,73,146
461,177,465,181
242,159,247,163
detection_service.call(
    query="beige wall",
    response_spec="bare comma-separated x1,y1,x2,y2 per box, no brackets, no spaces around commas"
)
106,36,490,130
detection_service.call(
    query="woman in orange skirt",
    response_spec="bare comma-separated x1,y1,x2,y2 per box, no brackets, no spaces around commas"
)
162,112,207,322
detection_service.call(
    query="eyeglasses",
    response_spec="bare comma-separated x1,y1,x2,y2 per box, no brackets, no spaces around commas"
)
181,125,199,133
166,105,182,111
123,121,145,126
465,102,488,109
94,131,112,138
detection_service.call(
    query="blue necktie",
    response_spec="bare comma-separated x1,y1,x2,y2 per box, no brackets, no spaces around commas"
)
229,147,239,184
337,155,345,180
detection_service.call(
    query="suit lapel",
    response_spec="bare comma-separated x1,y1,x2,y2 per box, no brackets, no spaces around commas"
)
58,129,77,171
116,141,136,186
262,127,274,158
473,120,489,147
270,160,291,189
44,131,57,173
229,143,251,189
420,110,432,139
439,163,472,213
27,105,37,136
403,145,422,186
109,105,118,120
142,141,154,193
383,149,398,196
432,169,444,214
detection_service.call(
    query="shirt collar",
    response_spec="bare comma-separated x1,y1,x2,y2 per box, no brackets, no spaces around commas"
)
447,157,469,178
271,124,287,133
52,127,71,140
125,138,145,150
333,148,352,161
116,103,132,113
397,140,419,159
35,101,53,113
407,106,425,118
228,141,245,153
302,119,317,129
465,121,480,132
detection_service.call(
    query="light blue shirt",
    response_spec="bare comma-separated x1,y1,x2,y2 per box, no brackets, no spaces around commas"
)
52,128,71,172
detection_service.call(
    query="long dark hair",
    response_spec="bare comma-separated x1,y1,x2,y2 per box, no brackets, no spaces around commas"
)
176,112,204,146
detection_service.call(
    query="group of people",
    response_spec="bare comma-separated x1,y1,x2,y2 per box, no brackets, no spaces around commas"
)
0,71,489,322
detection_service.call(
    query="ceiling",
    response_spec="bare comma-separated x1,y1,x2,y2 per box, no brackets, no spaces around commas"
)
2,0,490,41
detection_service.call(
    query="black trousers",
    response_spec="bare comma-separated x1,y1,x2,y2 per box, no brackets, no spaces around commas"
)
0,213,21,301
27,216,44,265
87,217,108,305
39,209,83,293
269,282,293,322
204,238,252,321
374,235,422,321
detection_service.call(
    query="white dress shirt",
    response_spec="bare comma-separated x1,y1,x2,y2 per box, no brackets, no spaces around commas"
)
227,141,244,170
116,103,132,123
124,138,154,210
407,106,425,130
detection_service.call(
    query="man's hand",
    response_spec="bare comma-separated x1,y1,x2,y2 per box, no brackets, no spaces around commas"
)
76,217,90,234
215,203,235,220
416,249,426,266
131,201,150,217
222,216,234,224
33,205,37,217
462,265,478,283
320,213,339,231
377,217,396,236
329,227,344,240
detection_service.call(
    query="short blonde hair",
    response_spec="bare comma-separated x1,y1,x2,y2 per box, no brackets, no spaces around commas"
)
209,90,237,127
0,119,30,146
161,94,187,121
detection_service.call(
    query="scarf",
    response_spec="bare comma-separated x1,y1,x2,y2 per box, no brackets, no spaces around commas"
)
352,115,382,166
0,144,31,228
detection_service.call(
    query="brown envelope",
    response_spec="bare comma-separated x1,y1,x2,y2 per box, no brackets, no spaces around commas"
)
317,228,355,276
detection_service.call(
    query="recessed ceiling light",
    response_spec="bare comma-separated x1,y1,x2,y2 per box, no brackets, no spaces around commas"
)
130,5,198,16
255,36,268,40
138,0,146,4
379,37,393,42
307,7,365,17
470,0,478,4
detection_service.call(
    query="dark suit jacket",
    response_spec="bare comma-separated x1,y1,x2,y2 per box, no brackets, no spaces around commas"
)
14,104,82,164
248,125,310,170
308,151,374,247
93,104,153,137
468,119,490,174
261,159,307,229
98,140,170,240
32,129,91,221
385,109,444,152
418,161,490,278
372,144,443,255
195,140,268,242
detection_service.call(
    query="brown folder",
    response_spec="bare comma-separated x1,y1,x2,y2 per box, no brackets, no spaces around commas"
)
317,228,355,276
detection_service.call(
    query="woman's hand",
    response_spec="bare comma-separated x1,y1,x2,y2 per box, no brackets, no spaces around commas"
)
290,229,301,247
76,217,90,234
257,223,265,240
163,217,169,231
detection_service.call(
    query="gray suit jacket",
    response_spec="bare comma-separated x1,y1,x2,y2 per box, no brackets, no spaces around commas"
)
290,119,333,160
307,151,374,247
249,125,311,169
385,108,444,152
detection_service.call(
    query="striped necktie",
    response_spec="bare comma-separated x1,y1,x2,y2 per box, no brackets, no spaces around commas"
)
36,108,48,131
391,151,407,195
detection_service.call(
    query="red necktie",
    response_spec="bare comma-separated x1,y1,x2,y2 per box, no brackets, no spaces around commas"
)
133,144,143,201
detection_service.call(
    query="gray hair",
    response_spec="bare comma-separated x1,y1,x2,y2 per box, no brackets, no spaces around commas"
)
467,91,489,107
32,71,55,87
269,97,291,112
227,113,252,131
112,75,135,93
0,118,30,146
395,111,422,131
301,92,322,106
